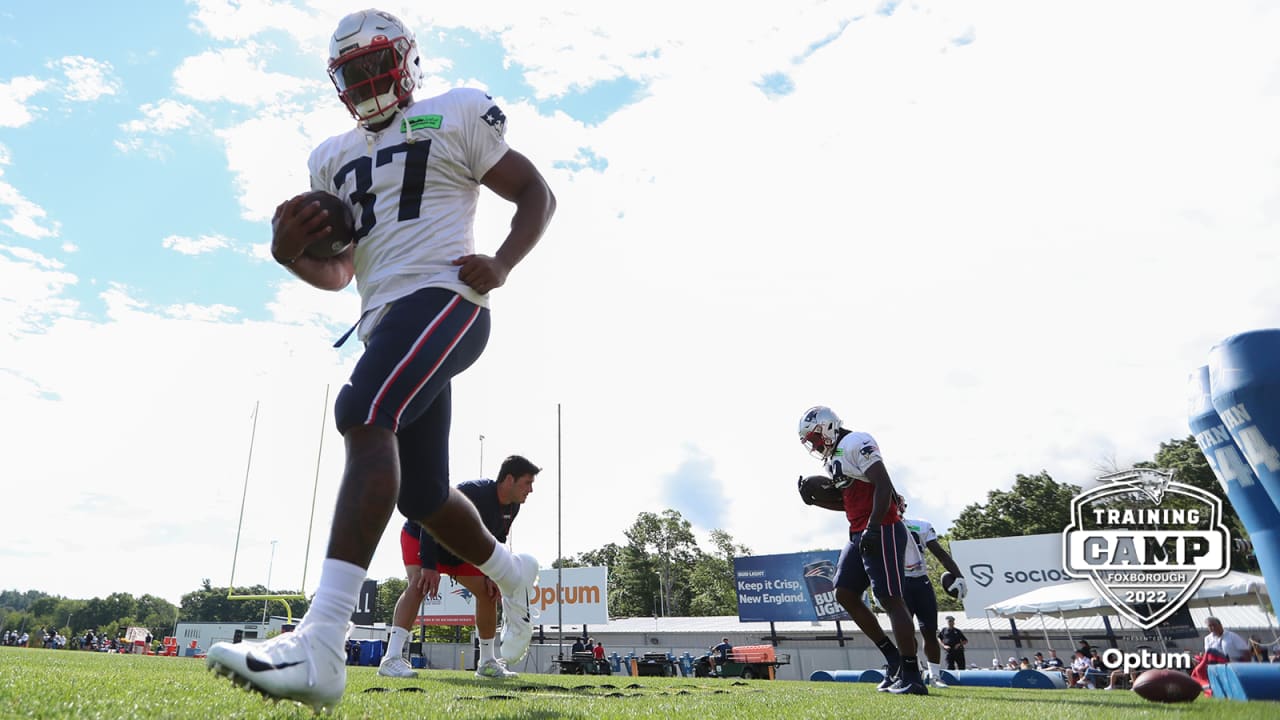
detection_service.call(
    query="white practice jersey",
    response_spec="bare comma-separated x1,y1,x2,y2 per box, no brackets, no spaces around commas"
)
823,431,883,485
901,517,936,578
308,88,510,339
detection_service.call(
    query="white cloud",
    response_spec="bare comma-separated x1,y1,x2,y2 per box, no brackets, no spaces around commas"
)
0,147,59,239
49,55,121,102
190,0,327,44
161,233,233,255
174,45,322,106
164,303,240,321
120,99,202,134
0,75,47,127
0,245,77,335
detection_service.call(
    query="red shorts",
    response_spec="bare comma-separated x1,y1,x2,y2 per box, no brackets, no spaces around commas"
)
399,527,483,576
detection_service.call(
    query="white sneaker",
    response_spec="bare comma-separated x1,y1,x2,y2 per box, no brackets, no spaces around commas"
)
206,628,346,711
475,658,519,679
378,655,418,678
932,676,949,688
498,553,539,665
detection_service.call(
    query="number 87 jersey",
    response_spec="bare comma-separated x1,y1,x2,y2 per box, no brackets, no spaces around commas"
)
307,87,511,319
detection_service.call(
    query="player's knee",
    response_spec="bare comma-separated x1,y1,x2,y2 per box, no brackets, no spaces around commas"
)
334,385,366,433
397,482,450,523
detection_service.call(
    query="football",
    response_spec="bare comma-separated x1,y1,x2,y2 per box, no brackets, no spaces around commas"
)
941,571,961,598
798,475,843,508
302,190,355,258
1131,668,1202,703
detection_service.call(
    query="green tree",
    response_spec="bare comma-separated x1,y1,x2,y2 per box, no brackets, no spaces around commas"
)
1138,436,1251,570
178,579,310,624
949,472,1081,540
687,529,750,616
622,510,701,617
377,577,408,625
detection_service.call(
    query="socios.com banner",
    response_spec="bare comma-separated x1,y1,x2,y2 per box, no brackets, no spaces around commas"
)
733,551,851,622
948,533,1069,615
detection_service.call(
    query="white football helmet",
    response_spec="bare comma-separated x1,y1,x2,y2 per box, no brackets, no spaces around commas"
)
328,9,423,124
798,406,842,459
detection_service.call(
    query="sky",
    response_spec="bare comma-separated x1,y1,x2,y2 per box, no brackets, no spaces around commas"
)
2,0,1279,608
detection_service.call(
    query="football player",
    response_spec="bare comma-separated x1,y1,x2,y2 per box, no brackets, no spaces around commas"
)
206,10,555,711
796,406,927,695
896,493,967,687
379,455,540,680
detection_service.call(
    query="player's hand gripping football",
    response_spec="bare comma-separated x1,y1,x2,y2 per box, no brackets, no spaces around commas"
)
797,475,813,505
271,194,333,265
452,253,509,295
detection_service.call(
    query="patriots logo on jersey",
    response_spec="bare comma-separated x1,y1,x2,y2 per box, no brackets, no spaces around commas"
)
859,444,877,457
481,104,506,134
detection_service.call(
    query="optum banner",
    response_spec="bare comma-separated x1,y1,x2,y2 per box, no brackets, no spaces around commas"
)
416,565,609,626
533,566,609,625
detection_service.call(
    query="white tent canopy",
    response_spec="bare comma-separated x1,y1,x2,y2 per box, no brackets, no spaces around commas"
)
985,571,1271,620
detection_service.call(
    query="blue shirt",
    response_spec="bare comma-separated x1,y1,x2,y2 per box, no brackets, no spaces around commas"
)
402,479,520,567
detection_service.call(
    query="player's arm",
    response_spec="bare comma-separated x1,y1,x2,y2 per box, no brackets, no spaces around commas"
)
416,527,442,598
270,194,355,291
864,461,897,525
925,538,968,600
454,150,556,294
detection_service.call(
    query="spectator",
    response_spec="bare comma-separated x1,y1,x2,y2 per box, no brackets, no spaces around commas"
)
1069,650,1093,688
1005,656,1019,670
937,616,969,671
571,637,585,655
1032,652,1046,669
990,657,1001,669
1204,617,1251,662
1044,649,1065,671
1249,635,1270,663
591,638,605,661
709,638,733,677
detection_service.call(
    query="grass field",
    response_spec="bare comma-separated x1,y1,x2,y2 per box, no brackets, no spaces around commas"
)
0,647,1275,719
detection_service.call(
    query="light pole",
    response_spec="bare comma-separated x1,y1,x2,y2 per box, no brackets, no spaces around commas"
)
479,434,485,477
654,570,665,617
262,539,278,623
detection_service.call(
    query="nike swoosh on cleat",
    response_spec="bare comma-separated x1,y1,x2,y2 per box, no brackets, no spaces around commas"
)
245,653,305,672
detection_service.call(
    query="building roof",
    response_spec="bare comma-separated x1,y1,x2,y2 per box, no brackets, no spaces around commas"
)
540,604,1278,636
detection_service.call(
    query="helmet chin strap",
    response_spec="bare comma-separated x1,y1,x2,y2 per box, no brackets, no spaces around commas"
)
356,92,401,125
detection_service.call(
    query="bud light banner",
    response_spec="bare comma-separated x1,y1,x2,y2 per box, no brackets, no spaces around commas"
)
732,551,851,622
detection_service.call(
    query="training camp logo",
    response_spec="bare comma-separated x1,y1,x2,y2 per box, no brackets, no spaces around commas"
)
1062,468,1230,629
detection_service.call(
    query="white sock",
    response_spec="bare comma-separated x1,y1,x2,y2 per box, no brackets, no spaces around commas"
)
477,545,521,595
927,661,941,679
387,626,409,659
299,558,366,636
479,636,496,662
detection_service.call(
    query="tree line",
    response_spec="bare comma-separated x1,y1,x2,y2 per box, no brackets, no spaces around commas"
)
3,436,1251,640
